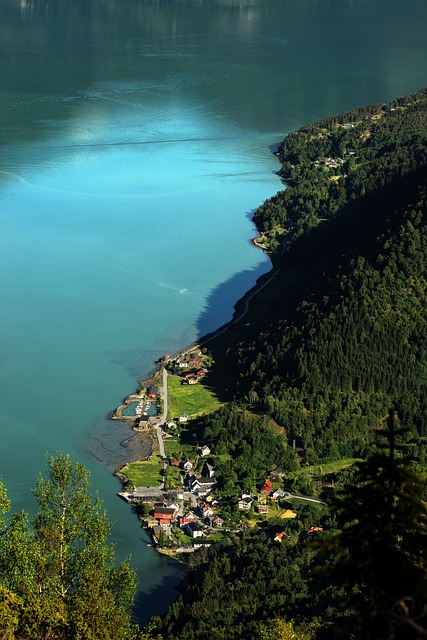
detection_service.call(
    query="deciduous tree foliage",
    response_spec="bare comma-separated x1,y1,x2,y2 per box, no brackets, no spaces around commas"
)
0,453,138,640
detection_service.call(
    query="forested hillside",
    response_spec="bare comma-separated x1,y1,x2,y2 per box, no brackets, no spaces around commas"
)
234,168,427,464
199,87,427,473
254,87,427,247
144,89,427,638
149,418,427,639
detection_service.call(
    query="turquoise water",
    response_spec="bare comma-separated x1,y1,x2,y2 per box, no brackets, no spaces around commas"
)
1,0,427,624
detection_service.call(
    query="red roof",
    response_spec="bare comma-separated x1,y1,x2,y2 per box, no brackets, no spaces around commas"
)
154,508,175,520
307,526,323,534
260,479,273,494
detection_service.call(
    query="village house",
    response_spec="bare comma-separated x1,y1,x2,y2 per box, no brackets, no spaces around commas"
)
212,516,224,528
178,513,195,528
178,413,189,423
257,504,269,515
197,503,214,518
271,488,286,502
188,473,217,496
153,506,176,524
147,385,158,397
150,524,162,542
186,521,203,539
307,526,324,535
274,531,289,543
238,497,253,510
323,156,343,168
182,460,193,472
198,445,211,457
124,487,164,504
260,479,273,495
203,462,216,479
269,466,284,479
192,539,215,550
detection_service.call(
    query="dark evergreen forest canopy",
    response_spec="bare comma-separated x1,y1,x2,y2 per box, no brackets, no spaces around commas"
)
207,86,427,472
148,87,427,638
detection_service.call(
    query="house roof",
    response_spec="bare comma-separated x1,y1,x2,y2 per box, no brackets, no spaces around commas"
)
307,526,323,534
274,531,286,542
153,507,175,517
269,466,284,477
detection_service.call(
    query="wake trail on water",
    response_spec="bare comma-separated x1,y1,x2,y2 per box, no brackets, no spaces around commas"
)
0,135,230,157
0,169,145,198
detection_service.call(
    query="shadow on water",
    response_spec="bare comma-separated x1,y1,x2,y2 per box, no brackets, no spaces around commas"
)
133,560,187,628
195,254,272,340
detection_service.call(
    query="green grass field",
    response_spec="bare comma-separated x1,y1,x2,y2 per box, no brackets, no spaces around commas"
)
167,374,222,420
163,437,196,459
120,455,163,487
303,458,361,476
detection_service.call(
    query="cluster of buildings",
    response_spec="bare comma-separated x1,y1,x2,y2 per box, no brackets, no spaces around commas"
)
166,348,208,384
144,452,221,546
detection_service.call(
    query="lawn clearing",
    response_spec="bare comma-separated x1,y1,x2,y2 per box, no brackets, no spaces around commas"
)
120,455,163,487
167,374,222,419
303,458,361,476
163,438,196,459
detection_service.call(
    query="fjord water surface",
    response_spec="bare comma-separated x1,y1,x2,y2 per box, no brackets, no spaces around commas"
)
1,0,427,623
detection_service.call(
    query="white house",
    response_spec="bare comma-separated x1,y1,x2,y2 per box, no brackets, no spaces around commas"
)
186,522,203,539
198,445,211,457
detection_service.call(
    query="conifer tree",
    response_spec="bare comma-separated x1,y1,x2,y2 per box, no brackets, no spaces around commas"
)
317,412,427,639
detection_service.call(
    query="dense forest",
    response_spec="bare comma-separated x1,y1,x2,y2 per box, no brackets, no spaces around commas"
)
148,88,427,637
149,418,427,639
207,88,427,469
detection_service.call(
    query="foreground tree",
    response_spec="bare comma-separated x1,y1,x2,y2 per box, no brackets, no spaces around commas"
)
316,412,427,639
0,453,138,640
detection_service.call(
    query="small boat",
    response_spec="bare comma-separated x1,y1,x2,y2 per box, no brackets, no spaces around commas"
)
146,543,152,547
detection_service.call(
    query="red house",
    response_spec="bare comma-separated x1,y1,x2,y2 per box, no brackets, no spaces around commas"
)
153,507,175,522
260,479,273,494
178,514,195,527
